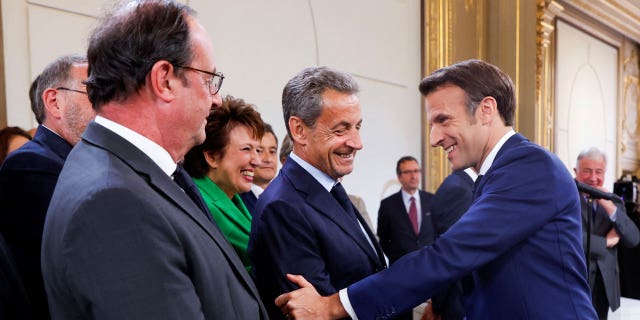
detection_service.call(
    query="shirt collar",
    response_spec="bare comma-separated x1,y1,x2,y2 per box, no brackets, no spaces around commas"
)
401,189,420,203
463,167,479,182
289,152,337,192
95,115,177,176
478,129,515,175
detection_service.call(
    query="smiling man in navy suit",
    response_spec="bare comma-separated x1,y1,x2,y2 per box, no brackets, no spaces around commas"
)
275,59,597,320
0,54,94,319
248,66,386,320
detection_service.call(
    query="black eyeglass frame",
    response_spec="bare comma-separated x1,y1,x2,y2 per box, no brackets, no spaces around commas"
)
174,64,224,95
56,87,87,95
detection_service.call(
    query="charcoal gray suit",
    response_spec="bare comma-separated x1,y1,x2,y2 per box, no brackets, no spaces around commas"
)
41,122,268,320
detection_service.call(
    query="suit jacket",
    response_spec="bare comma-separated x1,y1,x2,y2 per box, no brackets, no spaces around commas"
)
41,122,267,320
248,158,386,320
239,190,258,215
194,176,253,272
377,189,435,264
0,233,33,319
430,170,474,320
0,125,72,319
347,133,596,320
582,196,640,311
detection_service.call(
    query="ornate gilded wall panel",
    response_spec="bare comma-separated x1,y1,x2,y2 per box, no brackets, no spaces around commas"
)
422,0,486,192
621,39,640,174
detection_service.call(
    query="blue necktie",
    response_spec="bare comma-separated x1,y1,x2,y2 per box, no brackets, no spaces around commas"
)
331,182,356,221
172,166,214,223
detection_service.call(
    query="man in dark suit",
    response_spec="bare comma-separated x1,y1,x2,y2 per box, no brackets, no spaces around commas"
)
429,168,476,320
276,59,597,320
40,1,267,319
0,54,94,319
377,156,434,320
378,155,435,266
248,66,386,319
575,147,640,319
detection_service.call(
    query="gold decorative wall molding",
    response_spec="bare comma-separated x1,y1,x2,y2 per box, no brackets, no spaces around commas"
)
422,0,486,192
535,0,563,150
621,40,640,173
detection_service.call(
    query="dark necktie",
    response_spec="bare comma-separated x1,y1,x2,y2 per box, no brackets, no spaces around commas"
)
408,196,419,235
472,174,484,195
330,182,356,220
172,166,214,223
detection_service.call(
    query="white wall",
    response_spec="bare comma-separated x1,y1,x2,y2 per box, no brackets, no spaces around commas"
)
555,20,618,189
2,0,423,229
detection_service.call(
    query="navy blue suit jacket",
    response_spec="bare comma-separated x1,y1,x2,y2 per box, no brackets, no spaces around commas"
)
248,158,386,319
347,133,596,319
41,122,267,319
430,170,474,320
0,125,72,319
239,190,258,215
377,189,435,265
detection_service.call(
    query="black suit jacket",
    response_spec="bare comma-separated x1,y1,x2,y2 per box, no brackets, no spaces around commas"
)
41,122,268,319
249,158,386,320
0,125,72,319
430,170,474,320
377,189,435,264
0,233,32,319
582,196,640,311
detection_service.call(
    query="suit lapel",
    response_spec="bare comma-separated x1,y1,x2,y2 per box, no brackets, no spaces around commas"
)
283,160,383,266
418,191,433,239
81,123,263,307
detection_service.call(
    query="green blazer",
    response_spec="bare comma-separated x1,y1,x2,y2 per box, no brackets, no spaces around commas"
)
193,176,252,272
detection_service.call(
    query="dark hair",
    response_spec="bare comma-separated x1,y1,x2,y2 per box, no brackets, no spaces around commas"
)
85,0,195,109
183,95,265,178
279,134,292,164
0,126,32,163
282,66,359,137
396,155,419,175
419,59,515,126
263,123,278,145
31,55,87,124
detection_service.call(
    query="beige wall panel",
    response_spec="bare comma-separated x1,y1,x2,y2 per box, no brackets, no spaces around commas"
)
28,0,102,17
555,20,618,188
190,0,317,135
27,5,94,79
310,0,421,86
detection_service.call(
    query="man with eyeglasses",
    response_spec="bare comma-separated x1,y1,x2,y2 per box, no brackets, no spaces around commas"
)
40,1,266,319
377,156,435,320
0,54,94,319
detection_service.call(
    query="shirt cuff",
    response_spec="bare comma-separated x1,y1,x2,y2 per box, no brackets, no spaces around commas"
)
609,208,617,222
339,288,358,320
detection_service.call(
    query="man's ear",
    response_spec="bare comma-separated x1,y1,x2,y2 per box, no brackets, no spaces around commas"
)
478,96,498,125
149,60,177,102
288,116,306,144
42,88,62,119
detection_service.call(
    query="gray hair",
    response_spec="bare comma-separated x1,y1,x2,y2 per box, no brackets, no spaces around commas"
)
281,66,359,136
32,54,87,124
576,147,607,167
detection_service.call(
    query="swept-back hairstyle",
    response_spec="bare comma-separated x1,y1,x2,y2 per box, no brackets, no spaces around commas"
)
282,66,358,137
419,59,516,126
85,0,195,109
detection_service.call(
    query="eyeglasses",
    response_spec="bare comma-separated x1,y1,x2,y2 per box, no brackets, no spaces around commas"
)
56,87,87,95
174,65,224,95
399,169,421,175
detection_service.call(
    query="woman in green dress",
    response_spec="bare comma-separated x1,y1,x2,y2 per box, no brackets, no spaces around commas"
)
183,95,264,272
